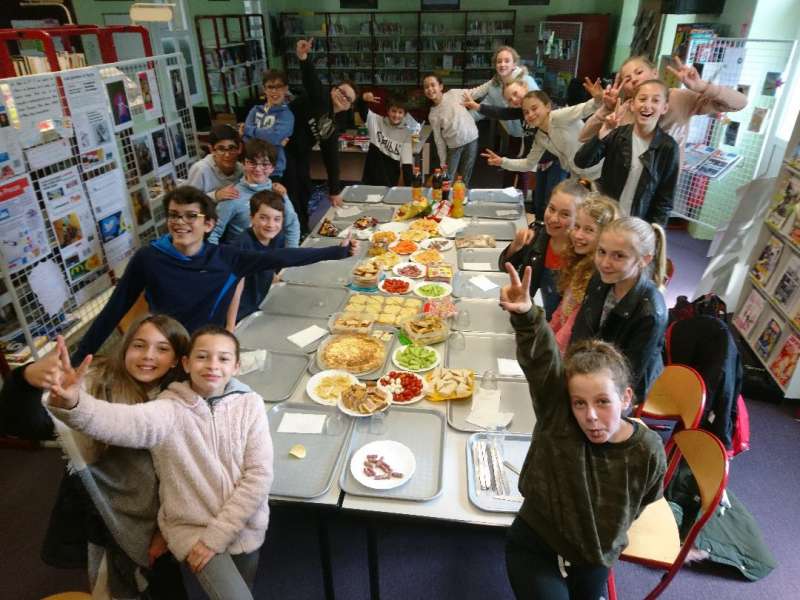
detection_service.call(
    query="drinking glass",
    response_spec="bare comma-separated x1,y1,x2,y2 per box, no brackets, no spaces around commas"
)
480,369,498,392
449,331,466,352
324,412,346,436
454,308,471,331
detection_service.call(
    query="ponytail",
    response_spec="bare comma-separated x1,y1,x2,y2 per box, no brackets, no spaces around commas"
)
602,217,668,288
651,223,668,290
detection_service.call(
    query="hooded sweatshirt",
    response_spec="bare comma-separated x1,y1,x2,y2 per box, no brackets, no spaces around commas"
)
73,235,348,362
242,102,294,177
186,154,244,200
47,378,273,561
473,66,539,138
208,178,300,246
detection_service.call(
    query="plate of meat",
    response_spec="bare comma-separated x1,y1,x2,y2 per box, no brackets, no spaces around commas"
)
350,440,416,490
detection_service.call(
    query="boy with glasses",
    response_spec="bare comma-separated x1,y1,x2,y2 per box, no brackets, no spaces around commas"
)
208,139,300,246
186,124,243,202
284,38,357,234
73,186,357,363
241,70,294,182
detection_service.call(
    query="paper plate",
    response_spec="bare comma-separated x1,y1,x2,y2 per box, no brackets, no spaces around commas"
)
413,281,453,299
306,370,358,406
378,276,414,295
420,237,454,252
337,386,392,418
389,240,419,255
350,440,416,490
377,371,426,405
392,262,427,279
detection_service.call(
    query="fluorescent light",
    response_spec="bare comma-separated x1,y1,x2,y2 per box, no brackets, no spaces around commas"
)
130,3,175,23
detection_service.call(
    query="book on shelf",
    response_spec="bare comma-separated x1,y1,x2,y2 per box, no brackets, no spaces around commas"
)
766,174,800,230
751,235,784,285
733,288,766,337
754,312,783,360
772,255,800,310
769,334,800,387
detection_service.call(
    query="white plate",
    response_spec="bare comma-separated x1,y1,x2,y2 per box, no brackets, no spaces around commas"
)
350,440,416,490
337,386,392,418
370,229,400,244
378,275,414,295
377,371,426,405
410,249,444,265
413,281,453,299
392,345,441,373
376,221,409,234
306,370,359,406
420,237,454,252
389,240,419,255
392,262,427,279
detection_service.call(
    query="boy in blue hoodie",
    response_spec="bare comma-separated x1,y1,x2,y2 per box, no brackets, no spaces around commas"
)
73,186,357,363
241,70,294,182
208,139,300,246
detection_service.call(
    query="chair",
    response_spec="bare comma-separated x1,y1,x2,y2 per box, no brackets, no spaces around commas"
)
607,428,730,600
636,364,706,456
116,292,149,336
41,593,92,600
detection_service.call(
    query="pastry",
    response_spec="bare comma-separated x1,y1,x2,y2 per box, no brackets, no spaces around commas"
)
320,334,385,374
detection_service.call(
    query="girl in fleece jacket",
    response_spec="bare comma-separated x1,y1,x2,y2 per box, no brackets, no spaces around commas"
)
47,326,273,600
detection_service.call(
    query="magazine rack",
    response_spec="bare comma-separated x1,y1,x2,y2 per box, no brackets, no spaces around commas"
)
732,111,800,398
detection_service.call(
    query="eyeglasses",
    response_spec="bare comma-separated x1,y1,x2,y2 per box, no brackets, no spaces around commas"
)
167,211,205,224
214,145,239,155
264,83,287,90
336,86,356,105
244,159,272,170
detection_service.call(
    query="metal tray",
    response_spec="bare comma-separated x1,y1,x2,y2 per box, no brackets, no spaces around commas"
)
448,378,536,434
281,255,361,287
342,185,389,203
339,406,446,501
308,334,393,381
458,221,517,241
268,403,354,499
464,202,523,221
452,271,507,299
453,299,514,334
457,248,503,272
383,186,431,205
446,332,524,380
236,313,329,354
259,284,349,318
466,432,531,513
337,204,395,223
238,351,310,402
302,236,369,258
468,188,524,204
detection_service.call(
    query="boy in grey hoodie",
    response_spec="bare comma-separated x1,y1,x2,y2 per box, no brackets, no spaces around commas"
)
186,124,244,202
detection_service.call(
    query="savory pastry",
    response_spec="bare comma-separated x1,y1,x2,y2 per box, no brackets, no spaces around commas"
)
353,216,378,230
371,230,397,245
320,334,386,374
411,249,443,266
352,260,381,286
409,218,440,235
403,315,448,344
455,234,496,249
399,229,430,242
426,262,455,284
317,218,339,237
331,314,373,334
424,368,475,400
341,382,388,415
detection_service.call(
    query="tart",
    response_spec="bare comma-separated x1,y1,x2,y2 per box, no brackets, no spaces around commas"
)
320,334,386,374
317,218,339,237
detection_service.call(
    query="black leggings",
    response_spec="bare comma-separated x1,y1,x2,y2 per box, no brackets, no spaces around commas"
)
505,517,609,600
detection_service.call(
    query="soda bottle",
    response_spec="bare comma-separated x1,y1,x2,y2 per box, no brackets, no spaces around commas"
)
451,175,466,218
411,165,423,204
441,163,451,202
431,168,442,202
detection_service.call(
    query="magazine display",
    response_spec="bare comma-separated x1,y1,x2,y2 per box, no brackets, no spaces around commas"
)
769,334,800,387
772,256,800,309
766,175,800,230
683,143,742,179
751,236,784,285
754,314,783,360
733,289,765,337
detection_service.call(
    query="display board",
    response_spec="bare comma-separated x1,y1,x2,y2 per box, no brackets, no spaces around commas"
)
0,53,200,363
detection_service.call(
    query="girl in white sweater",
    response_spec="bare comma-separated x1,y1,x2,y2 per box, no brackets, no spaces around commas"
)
48,325,274,600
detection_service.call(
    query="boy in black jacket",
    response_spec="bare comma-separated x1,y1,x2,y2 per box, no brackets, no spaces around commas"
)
574,79,679,228
357,92,417,187
284,38,356,233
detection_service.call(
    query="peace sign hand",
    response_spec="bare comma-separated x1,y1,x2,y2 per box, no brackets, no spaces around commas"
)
362,92,381,104
48,336,92,410
499,262,533,314
602,73,623,111
582,77,603,102
599,99,624,139
462,91,480,111
666,56,707,93
481,148,503,167
296,38,314,60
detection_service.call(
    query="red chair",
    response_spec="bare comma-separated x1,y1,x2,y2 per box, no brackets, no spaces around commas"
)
607,428,729,599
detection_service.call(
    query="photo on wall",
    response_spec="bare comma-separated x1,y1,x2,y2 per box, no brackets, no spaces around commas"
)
105,79,132,129
151,128,172,168
168,121,187,159
169,68,187,111
129,186,152,226
132,134,155,176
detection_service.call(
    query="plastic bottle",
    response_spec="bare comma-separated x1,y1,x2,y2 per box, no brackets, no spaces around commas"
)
431,167,442,202
451,175,466,218
411,166,424,204
441,163,451,202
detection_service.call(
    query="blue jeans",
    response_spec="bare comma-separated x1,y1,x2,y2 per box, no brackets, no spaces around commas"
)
186,549,259,600
447,138,479,187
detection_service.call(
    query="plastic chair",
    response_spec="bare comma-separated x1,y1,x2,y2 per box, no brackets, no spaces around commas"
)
607,428,729,600
636,365,706,456
41,593,91,600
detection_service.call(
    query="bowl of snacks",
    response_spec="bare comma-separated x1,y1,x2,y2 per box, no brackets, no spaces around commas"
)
351,261,382,287
399,229,430,243
338,382,390,417
423,367,475,401
389,240,419,256
353,216,378,231
413,281,453,300
306,370,359,406
371,230,398,245
378,370,425,405
402,313,450,345
392,344,440,373
379,276,413,295
370,252,401,270
420,237,454,252
392,262,426,279
409,218,440,236
410,248,443,266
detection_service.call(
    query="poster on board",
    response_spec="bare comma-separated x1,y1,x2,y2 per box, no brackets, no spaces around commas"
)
137,70,163,121
0,175,49,273
85,169,137,267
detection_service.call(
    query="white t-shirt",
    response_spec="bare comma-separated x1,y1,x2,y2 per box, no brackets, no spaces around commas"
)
617,131,649,217
366,109,417,165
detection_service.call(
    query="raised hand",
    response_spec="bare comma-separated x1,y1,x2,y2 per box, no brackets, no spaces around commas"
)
48,336,92,410
602,73,623,111
462,91,480,111
362,92,381,104
329,193,344,208
186,540,215,573
499,263,533,314
271,182,287,197
666,56,707,93
582,77,603,102
23,346,62,390
296,38,314,61
599,99,624,139
215,184,239,202
341,231,359,255
481,148,503,167
508,227,535,256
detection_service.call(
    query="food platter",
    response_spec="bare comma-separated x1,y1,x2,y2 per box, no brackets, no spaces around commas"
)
378,370,426,405
378,276,414,295
392,262,426,279
306,370,359,406
337,382,391,417
316,334,387,376
419,237,454,252
350,440,416,490
392,344,441,372
413,281,453,299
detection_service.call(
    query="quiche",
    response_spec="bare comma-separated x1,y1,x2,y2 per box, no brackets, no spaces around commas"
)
320,334,386,374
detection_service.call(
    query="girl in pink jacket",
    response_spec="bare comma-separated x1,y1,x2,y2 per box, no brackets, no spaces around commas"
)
47,325,273,600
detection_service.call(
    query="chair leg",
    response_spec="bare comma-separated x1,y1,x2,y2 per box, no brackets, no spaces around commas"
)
644,566,681,600
607,568,617,600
